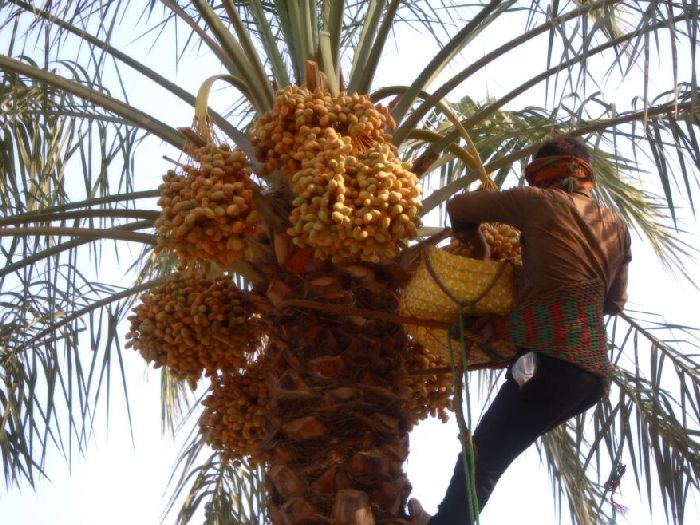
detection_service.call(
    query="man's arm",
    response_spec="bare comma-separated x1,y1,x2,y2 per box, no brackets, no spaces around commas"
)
604,229,632,315
603,262,629,314
446,187,532,230
447,188,533,260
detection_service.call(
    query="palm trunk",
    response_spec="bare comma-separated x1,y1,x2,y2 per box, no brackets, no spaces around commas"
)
259,264,412,524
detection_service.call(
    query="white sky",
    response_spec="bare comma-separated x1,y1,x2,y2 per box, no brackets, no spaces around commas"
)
3,5,700,525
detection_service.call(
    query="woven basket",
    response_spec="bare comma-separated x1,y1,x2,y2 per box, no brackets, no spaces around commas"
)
404,324,517,369
399,246,518,367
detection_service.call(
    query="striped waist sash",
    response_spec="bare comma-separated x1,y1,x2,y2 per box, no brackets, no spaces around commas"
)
491,280,611,377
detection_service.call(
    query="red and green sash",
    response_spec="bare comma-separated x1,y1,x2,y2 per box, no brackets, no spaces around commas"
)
491,279,611,377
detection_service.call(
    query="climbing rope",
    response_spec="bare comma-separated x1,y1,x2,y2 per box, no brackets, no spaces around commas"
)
422,228,512,522
434,245,511,524
413,133,508,517
448,310,480,524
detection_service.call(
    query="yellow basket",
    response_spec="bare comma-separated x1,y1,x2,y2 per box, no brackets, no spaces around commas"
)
403,324,517,369
399,246,518,366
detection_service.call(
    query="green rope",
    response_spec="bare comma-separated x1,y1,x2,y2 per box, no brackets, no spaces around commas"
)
421,240,516,522
447,307,481,524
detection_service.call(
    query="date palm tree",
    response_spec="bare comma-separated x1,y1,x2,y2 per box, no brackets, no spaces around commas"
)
1,1,699,524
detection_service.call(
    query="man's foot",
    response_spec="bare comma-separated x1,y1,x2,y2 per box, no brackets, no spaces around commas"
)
408,498,431,525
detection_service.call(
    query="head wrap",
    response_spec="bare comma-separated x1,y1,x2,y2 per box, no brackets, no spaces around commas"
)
524,155,594,190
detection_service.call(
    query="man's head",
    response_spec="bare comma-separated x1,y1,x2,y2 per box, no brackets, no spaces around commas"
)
533,135,590,161
525,136,594,194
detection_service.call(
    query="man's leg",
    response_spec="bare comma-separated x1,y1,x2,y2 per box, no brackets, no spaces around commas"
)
429,354,606,525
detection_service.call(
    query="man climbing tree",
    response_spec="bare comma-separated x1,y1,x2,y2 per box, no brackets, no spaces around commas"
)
410,135,632,524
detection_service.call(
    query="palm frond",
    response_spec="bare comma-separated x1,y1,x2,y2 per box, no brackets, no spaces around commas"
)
541,426,612,525
0,56,185,148
390,0,514,124
247,0,290,87
587,311,700,524
161,368,194,436
528,310,700,524
0,68,160,486
163,426,268,525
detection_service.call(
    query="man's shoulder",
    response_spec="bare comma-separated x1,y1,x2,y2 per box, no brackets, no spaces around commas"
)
595,200,628,227
502,186,575,209
577,196,631,242
500,185,548,201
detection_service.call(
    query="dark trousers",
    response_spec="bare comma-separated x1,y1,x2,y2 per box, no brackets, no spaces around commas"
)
429,352,607,525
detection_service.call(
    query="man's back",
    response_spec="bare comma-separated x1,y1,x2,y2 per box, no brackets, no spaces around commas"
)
446,186,631,312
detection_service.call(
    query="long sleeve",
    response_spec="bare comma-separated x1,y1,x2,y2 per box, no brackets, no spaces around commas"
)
446,187,534,230
604,229,632,315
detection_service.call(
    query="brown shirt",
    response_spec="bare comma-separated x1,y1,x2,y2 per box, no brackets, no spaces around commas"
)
447,186,631,315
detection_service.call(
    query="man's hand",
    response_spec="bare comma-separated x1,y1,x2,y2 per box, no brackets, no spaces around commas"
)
472,227,491,261
450,217,478,244
452,223,491,261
